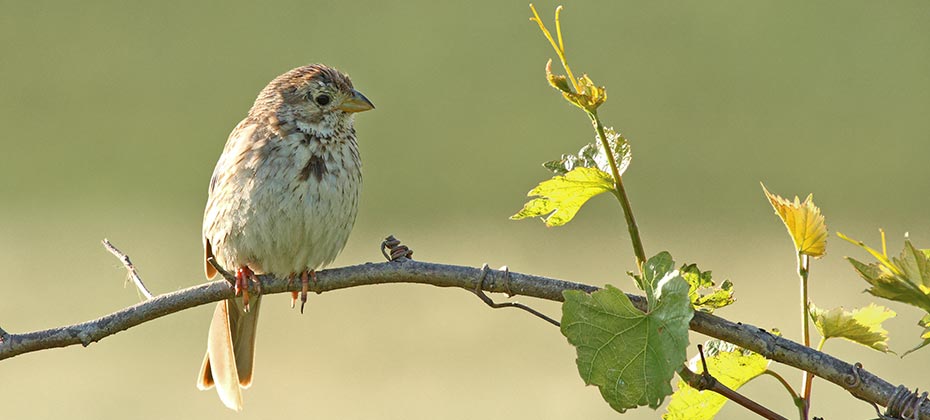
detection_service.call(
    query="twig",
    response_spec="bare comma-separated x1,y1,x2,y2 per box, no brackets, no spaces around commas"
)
472,264,561,327
799,252,813,419
675,345,788,420
207,256,236,284
102,239,154,299
0,260,927,418
763,369,805,419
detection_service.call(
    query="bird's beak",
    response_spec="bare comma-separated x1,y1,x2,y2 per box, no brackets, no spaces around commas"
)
339,89,375,113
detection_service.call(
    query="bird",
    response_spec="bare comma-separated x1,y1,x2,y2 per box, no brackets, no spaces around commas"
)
196,64,374,411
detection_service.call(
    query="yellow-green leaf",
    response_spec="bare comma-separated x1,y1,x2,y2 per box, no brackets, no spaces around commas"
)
840,233,930,355
680,263,735,313
664,340,770,420
511,167,614,227
762,184,828,258
809,303,895,352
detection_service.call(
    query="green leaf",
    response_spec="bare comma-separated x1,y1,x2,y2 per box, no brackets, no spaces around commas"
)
543,126,631,177
680,263,735,313
636,251,677,302
663,340,770,420
561,254,693,413
511,167,614,227
809,303,895,353
840,233,930,355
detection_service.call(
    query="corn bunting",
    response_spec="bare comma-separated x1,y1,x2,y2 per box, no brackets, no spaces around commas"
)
197,64,374,410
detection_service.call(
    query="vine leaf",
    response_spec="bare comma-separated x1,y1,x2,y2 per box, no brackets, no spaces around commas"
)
809,303,895,353
543,126,631,177
511,167,614,227
680,263,735,313
839,232,930,355
561,252,693,413
663,340,770,420
762,184,828,258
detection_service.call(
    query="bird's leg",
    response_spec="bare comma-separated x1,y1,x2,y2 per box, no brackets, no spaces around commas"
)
286,273,299,309
299,270,317,314
235,266,260,312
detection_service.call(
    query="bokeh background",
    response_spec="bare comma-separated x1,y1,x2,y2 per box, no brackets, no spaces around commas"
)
2,1,929,419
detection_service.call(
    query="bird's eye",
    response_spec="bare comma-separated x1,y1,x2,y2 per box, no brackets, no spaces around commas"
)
315,94,331,106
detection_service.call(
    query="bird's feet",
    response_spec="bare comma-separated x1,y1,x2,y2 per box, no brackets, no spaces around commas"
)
286,270,317,313
235,266,261,312
287,273,299,309
299,270,317,314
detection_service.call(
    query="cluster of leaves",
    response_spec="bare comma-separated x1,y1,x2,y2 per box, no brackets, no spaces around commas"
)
762,183,926,355
515,5,738,415
516,4,928,419
839,232,930,355
511,128,629,227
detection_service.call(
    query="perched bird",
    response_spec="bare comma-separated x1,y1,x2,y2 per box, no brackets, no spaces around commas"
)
197,64,374,411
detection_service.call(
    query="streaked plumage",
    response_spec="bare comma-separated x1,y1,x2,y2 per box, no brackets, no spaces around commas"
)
197,64,373,411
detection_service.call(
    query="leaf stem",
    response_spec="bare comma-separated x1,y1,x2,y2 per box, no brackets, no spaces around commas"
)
798,253,812,419
591,110,646,269
762,370,804,419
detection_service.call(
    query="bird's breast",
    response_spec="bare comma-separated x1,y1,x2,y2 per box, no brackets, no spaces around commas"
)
207,126,362,276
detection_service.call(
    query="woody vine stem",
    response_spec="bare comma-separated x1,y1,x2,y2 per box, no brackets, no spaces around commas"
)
0,248,927,418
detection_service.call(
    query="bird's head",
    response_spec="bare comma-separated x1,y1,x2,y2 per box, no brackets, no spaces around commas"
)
254,64,374,136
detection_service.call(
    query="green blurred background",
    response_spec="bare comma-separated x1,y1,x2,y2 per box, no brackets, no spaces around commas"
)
1,1,929,419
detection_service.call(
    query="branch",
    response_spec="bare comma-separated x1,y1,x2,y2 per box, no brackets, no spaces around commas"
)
0,260,926,418
102,238,154,299
678,363,787,420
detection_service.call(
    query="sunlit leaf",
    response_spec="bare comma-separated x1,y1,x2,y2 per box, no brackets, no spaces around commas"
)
663,340,770,420
680,263,735,313
762,184,828,258
809,303,895,353
562,253,693,413
511,167,614,227
544,127,631,178
842,236,930,313
841,233,930,355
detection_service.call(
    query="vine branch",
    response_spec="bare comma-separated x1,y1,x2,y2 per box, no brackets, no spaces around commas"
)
0,259,927,418
677,345,787,420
